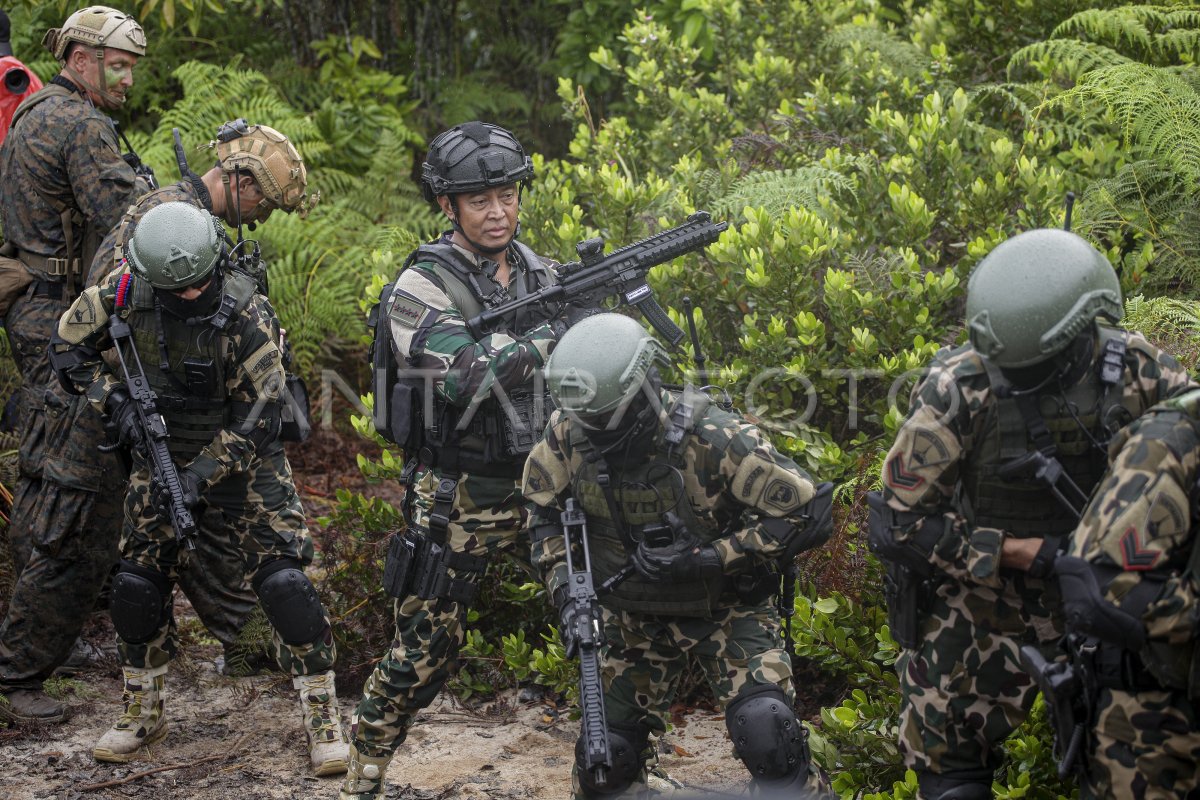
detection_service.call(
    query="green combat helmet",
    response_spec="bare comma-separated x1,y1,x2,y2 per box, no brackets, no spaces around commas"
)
126,202,223,290
966,229,1122,368
546,313,670,420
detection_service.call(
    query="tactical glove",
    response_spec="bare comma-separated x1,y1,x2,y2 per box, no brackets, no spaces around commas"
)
150,467,203,514
554,585,585,658
103,388,145,453
633,540,723,583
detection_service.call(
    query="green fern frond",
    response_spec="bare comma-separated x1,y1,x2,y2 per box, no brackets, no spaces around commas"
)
826,24,932,81
1008,39,1134,81
713,166,855,220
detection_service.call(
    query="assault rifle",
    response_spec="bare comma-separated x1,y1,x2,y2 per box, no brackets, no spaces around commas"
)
106,313,199,551
1020,643,1089,779
561,497,615,789
466,212,728,346
113,120,157,190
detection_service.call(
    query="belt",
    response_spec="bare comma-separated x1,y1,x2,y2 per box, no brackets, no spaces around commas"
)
18,250,80,279
30,280,63,301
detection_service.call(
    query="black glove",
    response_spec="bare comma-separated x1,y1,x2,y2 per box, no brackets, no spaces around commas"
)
151,467,203,514
633,540,723,583
555,585,585,658
103,389,144,452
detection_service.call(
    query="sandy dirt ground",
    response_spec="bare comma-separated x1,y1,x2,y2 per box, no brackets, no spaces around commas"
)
0,639,749,800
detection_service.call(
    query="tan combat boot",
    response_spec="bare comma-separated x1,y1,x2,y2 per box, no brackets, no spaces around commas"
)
295,670,349,776
339,743,392,800
93,664,168,762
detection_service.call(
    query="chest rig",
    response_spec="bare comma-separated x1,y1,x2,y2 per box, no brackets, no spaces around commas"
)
568,389,728,617
961,327,1129,537
118,272,256,460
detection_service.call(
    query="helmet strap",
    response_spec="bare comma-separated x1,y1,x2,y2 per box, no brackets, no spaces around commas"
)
64,47,125,108
446,194,518,256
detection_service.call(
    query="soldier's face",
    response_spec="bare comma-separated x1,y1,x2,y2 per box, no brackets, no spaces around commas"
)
69,46,139,109
442,185,519,252
232,176,274,225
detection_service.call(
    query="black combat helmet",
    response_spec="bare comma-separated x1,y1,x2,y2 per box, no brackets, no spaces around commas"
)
420,121,533,201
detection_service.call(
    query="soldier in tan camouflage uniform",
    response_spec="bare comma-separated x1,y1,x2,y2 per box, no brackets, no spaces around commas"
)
522,313,831,798
2,120,313,697
49,202,348,774
0,5,148,724
1057,388,1200,799
341,122,563,799
869,229,1195,799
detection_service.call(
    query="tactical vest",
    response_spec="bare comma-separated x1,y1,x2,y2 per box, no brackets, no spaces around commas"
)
121,272,257,461
568,389,727,617
960,327,1128,537
408,241,557,477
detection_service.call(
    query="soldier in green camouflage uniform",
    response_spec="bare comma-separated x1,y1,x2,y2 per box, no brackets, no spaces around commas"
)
7,120,313,691
870,229,1194,799
0,5,148,723
1057,388,1200,799
341,122,563,799
524,313,831,798
49,202,348,775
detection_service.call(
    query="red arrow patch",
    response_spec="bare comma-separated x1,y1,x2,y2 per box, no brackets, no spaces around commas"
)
1120,526,1162,571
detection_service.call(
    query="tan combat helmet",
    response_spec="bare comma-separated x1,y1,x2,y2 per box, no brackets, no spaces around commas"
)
43,6,146,61
214,120,312,217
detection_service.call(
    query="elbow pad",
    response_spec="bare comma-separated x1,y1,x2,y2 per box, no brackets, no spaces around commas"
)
759,481,836,557
231,400,282,450
47,334,97,396
866,491,942,577
1057,555,1147,651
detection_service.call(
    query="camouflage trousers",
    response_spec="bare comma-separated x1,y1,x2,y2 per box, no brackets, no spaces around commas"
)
897,573,1063,775
1081,687,1200,799
568,602,804,798
118,442,334,676
351,468,526,758
4,287,70,572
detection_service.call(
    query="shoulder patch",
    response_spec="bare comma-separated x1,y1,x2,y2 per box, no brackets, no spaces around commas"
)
388,289,438,330
731,452,814,515
243,340,284,397
57,287,106,345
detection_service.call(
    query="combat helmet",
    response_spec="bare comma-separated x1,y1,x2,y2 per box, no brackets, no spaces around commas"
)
43,6,146,60
126,202,224,290
420,121,533,201
214,119,310,216
546,313,670,422
966,229,1122,369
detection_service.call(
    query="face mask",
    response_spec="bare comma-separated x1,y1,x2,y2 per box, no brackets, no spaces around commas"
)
154,274,222,320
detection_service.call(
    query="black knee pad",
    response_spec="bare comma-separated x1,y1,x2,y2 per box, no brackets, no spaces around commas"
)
575,720,649,798
917,768,994,800
725,684,810,785
110,561,172,644
252,558,328,646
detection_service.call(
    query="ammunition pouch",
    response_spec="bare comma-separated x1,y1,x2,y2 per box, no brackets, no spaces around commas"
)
381,528,488,606
279,372,311,442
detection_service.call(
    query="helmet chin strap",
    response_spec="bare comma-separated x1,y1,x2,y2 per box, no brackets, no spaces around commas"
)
64,47,125,108
447,195,519,256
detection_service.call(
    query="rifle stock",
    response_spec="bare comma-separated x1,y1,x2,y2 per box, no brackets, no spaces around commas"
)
467,212,728,346
109,315,198,551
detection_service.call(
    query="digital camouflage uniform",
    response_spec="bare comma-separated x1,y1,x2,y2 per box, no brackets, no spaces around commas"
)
523,389,822,798
9,179,260,687
350,237,558,758
881,328,1193,782
0,75,142,697
54,263,335,675
1066,388,1200,799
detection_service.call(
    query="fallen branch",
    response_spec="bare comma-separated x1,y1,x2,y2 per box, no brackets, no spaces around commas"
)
78,733,252,792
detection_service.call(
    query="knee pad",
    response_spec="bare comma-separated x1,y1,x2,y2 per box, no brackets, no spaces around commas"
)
252,558,328,646
110,561,172,644
575,720,649,798
917,768,994,800
725,684,810,785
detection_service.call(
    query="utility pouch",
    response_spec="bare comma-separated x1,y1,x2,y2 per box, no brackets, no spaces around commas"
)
882,563,931,650
382,530,420,599
389,379,425,454
183,356,218,397
279,372,312,442
0,241,32,318
500,387,553,458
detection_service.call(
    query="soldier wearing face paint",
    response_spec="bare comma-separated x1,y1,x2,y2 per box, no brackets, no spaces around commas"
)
0,5,147,725
50,202,348,774
341,121,564,800
870,229,1194,800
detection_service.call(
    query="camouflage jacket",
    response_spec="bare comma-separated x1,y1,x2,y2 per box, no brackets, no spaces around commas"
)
523,390,816,600
53,266,287,487
87,179,210,287
882,328,1193,588
1070,387,1200,650
0,76,139,260
387,235,557,407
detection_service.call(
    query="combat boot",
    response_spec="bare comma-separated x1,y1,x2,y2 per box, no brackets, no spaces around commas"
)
0,688,66,723
93,665,167,762
295,670,349,776
339,743,392,800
